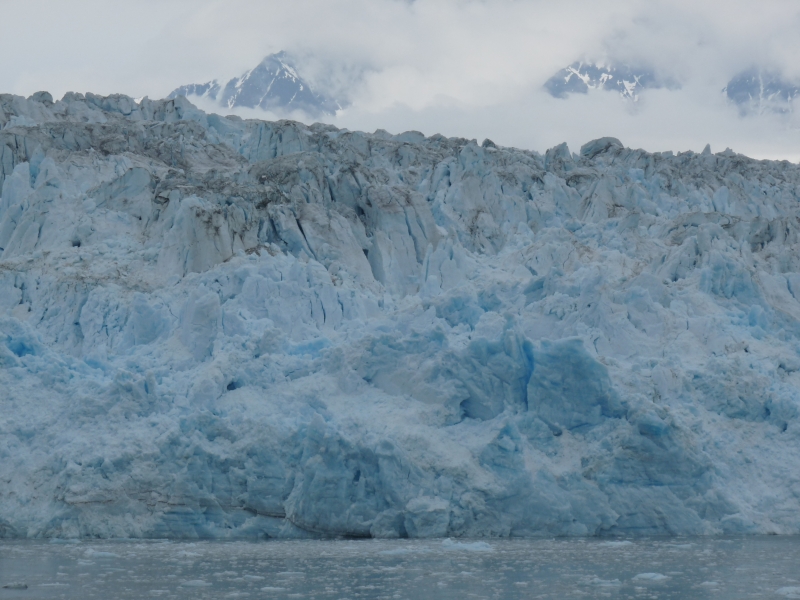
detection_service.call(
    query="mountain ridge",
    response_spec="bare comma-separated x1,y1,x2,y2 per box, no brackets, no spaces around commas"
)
546,60,800,115
169,52,342,118
723,68,800,114
544,61,671,101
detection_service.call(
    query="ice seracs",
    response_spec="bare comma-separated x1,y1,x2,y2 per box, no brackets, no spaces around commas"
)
1,91,800,539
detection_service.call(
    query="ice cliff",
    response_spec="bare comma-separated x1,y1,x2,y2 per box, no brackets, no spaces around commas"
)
2,91,800,539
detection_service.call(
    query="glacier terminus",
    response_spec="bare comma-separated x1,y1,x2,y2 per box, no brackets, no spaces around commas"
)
1,92,800,539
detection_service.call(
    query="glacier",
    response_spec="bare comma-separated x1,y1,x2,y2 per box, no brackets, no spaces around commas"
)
1,91,800,539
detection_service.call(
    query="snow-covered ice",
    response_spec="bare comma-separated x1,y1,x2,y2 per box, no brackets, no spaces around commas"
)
1,91,800,539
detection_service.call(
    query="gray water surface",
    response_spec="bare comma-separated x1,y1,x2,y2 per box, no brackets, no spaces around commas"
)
1,537,799,599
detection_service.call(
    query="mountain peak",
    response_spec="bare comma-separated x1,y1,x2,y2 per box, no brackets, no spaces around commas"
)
723,68,800,114
545,61,667,101
168,52,342,118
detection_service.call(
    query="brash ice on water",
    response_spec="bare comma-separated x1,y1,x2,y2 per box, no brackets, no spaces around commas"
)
1,92,799,539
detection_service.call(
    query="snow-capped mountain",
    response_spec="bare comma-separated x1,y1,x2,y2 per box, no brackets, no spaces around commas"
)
547,60,800,117
545,61,666,101
2,92,800,539
724,68,800,114
169,52,342,117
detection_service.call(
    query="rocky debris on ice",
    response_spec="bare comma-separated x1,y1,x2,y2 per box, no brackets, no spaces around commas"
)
1,90,800,539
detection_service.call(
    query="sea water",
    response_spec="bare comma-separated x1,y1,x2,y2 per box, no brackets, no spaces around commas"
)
1,537,799,599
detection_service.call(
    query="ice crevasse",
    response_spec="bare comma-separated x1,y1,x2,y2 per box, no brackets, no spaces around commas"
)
1,91,800,539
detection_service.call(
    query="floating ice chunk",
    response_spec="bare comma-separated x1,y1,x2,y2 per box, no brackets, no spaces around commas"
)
181,580,212,587
632,573,669,581
598,541,634,547
378,547,430,556
584,577,622,587
441,538,494,552
84,549,119,558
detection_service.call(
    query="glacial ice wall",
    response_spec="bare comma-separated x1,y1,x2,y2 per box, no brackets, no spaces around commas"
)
1,91,800,539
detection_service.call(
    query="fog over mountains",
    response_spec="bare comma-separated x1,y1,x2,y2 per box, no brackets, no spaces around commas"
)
169,52,342,118
545,60,800,115
723,68,800,115
3,0,799,165
168,52,800,122
544,62,669,101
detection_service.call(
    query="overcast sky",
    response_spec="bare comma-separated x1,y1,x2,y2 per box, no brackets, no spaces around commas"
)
2,0,799,160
